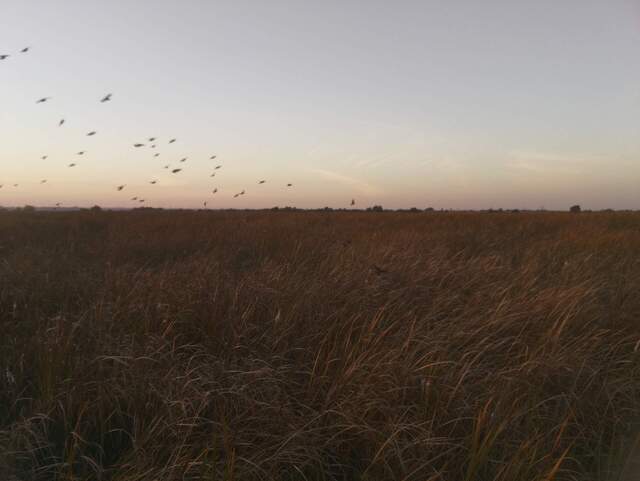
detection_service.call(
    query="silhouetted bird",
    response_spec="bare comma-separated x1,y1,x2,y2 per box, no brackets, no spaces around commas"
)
212,188,218,194
180,157,187,163
258,180,266,184
40,179,47,184
68,163,76,167
131,197,138,201
287,183,293,187
117,185,125,191
58,119,65,127
215,165,221,170
148,137,156,142
171,168,182,173
150,180,157,184
55,203,61,207
151,144,156,148
36,97,51,103
210,155,216,160
13,184,18,187
233,193,239,198
210,173,216,177
240,190,245,195
41,155,48,160
164,164,170,169
351,199,355,206
76,151,85,155
169,138,176,143
87,131,96,136
0,55,9,60
139,199,145,203
154,153,159,157
21,47,29,53
133,143,145,147
204,201,207,207
101,93,112,102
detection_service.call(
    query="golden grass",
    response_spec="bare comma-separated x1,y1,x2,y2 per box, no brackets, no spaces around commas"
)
1,209,639,480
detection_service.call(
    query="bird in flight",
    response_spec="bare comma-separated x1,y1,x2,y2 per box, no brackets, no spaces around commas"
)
233,193,239,198
133,143,145,148
0,55,9,60
87,131,97,136
101,93,112,102
210,173,216,177
287,183,293,187
210,155,216,160
41,155,48,160
212,188,218,194
203,201,207,207
258,180,266,184
117,185,126,191
36,97,51,103
40,179,47,184
68,163,76,167
351,199,355,206
13,184,18,187
139,199,145,203
76,151,85,155
131,196,138,201
148,137,156,142
171,168,182,174
58,119,65,127
153,153,160,157
179,157,187,163
169,138,176,144
55,203,61,207
214,165,221,170
240,190,245,195
150,180,157,184
151,144,156,149
164,164,170,169
21,47,29,53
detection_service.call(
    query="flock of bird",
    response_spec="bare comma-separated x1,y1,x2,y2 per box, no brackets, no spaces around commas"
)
1,46,358,209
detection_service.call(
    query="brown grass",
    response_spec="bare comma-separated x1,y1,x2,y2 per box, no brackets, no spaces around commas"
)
1,209,639,480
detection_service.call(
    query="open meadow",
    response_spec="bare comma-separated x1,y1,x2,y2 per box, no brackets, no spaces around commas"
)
1,209,640,481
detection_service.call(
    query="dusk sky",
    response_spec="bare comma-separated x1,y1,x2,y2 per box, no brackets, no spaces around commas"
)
1,1,639,209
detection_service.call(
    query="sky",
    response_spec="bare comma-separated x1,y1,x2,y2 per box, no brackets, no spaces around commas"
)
1,0,639,210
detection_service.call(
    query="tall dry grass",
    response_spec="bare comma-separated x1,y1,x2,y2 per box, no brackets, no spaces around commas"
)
1,209,639,480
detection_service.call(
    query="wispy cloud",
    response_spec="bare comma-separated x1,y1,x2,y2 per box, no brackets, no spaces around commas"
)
354,153,398,169
307,168,382,195
506,150,604,174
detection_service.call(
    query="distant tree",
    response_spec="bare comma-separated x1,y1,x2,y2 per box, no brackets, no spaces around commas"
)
570,205,581,213
90,205,102,212
366,205,384,212
22,205,36,213
424,207,435,212
409,207,420,213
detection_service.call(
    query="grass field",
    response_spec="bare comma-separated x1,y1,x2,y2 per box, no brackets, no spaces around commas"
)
1,209,640,480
